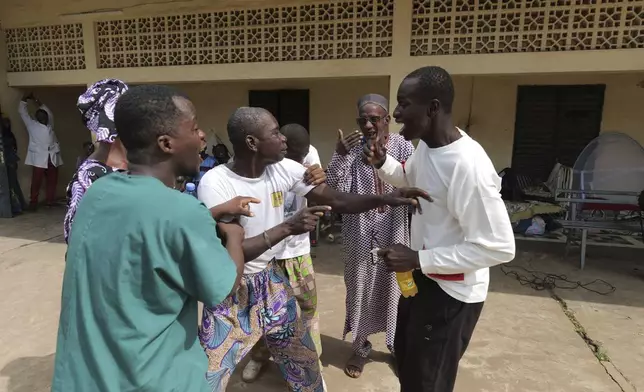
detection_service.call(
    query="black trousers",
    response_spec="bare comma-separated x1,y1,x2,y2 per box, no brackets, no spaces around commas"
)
395,271,484,392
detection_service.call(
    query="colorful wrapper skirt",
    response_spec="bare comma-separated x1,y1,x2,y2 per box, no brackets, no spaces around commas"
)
199,260,323,392
250,253,321,362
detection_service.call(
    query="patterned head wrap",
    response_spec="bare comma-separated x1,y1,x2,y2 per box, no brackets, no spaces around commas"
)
357,93,389,113
77,79,129,143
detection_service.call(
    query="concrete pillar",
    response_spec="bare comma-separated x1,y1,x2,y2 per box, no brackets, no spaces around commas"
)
387,72,407,133
82,17,98,149
85,83,97,143
82,21,98,72
391,0,413,61
387,0,413,133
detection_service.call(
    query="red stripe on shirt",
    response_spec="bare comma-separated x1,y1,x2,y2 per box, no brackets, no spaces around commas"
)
427,273,465,281
421,245,465,281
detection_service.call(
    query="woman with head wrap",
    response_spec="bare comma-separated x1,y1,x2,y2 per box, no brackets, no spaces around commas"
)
326,93,414,378
63,79,129,243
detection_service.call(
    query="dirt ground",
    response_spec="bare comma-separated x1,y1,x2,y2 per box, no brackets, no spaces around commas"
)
1,208,642,392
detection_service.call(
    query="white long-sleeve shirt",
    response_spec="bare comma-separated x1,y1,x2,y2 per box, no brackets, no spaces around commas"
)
18,101,63,168
377,130,515,303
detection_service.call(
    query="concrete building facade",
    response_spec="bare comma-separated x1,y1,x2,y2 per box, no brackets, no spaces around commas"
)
1,0,643,199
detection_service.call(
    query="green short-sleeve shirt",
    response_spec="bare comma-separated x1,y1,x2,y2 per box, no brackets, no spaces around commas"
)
52,174,237,392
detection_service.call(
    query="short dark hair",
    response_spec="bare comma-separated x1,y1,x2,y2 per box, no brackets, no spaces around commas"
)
280,123,309,146
115,85,187,163
35,109,49,122
405,66,455,113
213,143,229,155
227,107,273,148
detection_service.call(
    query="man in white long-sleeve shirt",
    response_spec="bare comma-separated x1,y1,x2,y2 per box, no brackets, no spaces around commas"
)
19,93,63,208
366,66,515,392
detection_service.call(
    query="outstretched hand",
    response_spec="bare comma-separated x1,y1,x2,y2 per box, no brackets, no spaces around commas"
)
384,187,432,213
210,196,261,221
362,133,387,168
303,164,326,186
285,205,331,235
336,129,362,156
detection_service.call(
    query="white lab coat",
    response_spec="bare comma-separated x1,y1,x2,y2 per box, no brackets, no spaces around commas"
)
18,101,63,169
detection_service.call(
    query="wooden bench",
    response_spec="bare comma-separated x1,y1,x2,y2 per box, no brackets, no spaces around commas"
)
560,220,641,269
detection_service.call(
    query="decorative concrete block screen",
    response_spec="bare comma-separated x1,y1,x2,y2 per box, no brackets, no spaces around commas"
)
411,0,644,56
5,24,85,72
95,0,394,68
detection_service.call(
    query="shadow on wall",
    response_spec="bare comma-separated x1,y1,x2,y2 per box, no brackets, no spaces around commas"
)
0,353,55,392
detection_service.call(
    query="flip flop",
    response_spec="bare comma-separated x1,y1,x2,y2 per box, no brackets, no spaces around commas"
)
344,354,368,379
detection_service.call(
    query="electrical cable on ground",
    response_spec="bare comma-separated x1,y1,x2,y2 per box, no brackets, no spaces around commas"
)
500,264,616,295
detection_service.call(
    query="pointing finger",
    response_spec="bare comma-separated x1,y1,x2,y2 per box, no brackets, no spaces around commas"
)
307,205,332,216
242,197,261,205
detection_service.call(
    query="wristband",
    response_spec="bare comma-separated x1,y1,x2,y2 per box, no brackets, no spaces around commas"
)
263,231,272,250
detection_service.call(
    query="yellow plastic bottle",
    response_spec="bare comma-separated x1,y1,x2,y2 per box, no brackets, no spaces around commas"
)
396,271,418,298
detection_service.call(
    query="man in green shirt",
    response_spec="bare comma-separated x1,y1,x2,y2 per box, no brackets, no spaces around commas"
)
52,85,244,392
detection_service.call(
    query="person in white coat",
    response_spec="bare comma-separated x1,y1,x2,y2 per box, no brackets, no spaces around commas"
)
19,93,63,208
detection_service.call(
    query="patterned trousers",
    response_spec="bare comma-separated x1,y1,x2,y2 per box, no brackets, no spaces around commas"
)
199,261,323,392
250,253,321,362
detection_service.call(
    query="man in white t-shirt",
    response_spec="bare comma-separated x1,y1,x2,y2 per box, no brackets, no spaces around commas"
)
241,124,324,383
364,66,516,392
197,107,429,392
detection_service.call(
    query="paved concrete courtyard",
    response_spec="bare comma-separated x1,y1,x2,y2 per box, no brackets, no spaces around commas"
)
1,208,642,392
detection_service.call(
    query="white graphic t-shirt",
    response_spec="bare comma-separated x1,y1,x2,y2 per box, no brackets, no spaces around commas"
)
279,145,321,259
198,158,315,274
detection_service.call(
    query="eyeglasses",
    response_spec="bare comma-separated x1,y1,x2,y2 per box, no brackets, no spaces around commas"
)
356,116,382,127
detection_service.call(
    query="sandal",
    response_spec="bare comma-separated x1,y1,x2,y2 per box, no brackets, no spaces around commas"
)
344,354,368,378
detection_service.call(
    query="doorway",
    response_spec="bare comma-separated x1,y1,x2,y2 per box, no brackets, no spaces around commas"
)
248,89,310,131
511,84,605,181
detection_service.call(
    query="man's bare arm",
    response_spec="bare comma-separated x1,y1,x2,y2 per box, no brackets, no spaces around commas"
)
242,205,329,262
304,184,386,214
305,183,429,215
241,223,292,262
